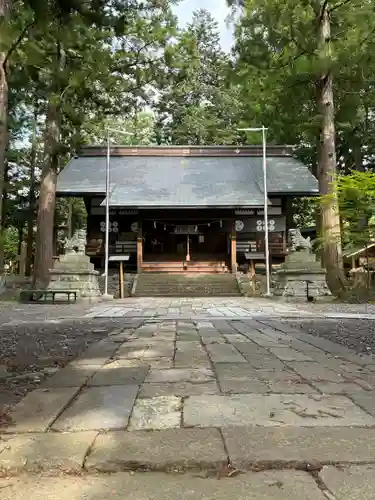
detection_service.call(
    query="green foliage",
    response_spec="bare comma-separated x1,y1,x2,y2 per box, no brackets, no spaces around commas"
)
230,0,375,167
3,226,19,263
80,112,157,146
336,171,375,248
55,197,87,233
156,9,243,145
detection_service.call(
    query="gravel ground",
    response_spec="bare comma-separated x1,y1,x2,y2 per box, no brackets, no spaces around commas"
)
0,316,137,419
0,302,90,324
292,301,375,315
284,318,375,356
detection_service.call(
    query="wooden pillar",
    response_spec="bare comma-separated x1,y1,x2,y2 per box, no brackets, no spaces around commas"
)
231,220,237,273
137,219,143,273
119,261,124,298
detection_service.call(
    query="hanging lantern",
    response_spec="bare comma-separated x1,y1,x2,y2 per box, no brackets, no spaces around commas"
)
164,224,166,230
208,223,210,227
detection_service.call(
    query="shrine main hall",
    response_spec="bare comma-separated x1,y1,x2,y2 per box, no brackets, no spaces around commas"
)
56,145,318,274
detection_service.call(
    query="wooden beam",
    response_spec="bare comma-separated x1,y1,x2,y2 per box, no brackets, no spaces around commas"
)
231,221,237,273
137,219,143,273
80,145,292,158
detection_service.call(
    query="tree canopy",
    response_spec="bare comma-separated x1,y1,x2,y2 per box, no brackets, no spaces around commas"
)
1,1,375,295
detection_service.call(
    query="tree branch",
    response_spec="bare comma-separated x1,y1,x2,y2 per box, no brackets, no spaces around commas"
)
4,19,35,66
319,0,330,20
276,46,314,69
329,0,354,14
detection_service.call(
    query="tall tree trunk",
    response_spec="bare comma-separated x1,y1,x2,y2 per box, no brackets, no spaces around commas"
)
26,107,38,276
33,99,60,286
353,141,363,171
0,0,11,276
33,29,63,287
0,55,7,276
317,4,346,295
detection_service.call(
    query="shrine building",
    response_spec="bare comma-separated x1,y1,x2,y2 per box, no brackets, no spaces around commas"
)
56,145,318,274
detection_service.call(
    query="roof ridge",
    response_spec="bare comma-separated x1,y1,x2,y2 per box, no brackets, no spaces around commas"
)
79,145,293,158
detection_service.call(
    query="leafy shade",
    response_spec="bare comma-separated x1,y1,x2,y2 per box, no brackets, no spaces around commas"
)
336,171,375,249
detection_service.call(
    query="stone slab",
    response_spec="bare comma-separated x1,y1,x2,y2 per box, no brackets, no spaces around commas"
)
174,352,211,369
139,381,220,398
176,333,200,341
206,344,246,363
115,344,149,359
175,341,204,352
241,354,288,371
52,385,138,431
41,365,102,388
88,361,149,386
286,361,344,383
320,465,375,500
349,391,375,417
71,341,119,366
148,358,174,369
223,334,252,343
145,368,214,383
6,387,80,433
129,396,181,430
0,470,326,499
143,346,175,358
222,427,375,469
231,342,271,356
267,381,318,394
219,378,270,394
255,369,308,384
211,320,237,333
269,347,313,362
183,394,375,427
311,381,368,394
85,428,227,472
0,431,97,473
200,335,226,344
214,362,259,380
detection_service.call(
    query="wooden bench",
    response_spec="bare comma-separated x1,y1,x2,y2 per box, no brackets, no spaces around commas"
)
20,289,78,303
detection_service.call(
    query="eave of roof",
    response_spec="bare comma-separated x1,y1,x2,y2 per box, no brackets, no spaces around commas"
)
56,145,319,208
343,242,375,258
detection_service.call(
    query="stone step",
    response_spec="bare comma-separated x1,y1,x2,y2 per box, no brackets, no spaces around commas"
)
135,292,240,295
133,274,240,297
142,270,230,274
143,261,228,266
142,260,230,273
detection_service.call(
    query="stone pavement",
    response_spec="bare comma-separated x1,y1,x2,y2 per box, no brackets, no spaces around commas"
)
2,316,375,499
84,297,375,320
85,297,309,319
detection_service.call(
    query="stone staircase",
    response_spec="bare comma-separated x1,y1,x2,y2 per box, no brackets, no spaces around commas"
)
98,271,135,298
142,259,230,274
133,273,241,297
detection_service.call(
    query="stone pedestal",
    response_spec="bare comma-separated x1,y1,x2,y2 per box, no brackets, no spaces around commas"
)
48,252,101,300
273,249,330,300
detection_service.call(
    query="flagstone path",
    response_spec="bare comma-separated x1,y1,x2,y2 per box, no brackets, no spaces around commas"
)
84,297,375,320
1,314,375,499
